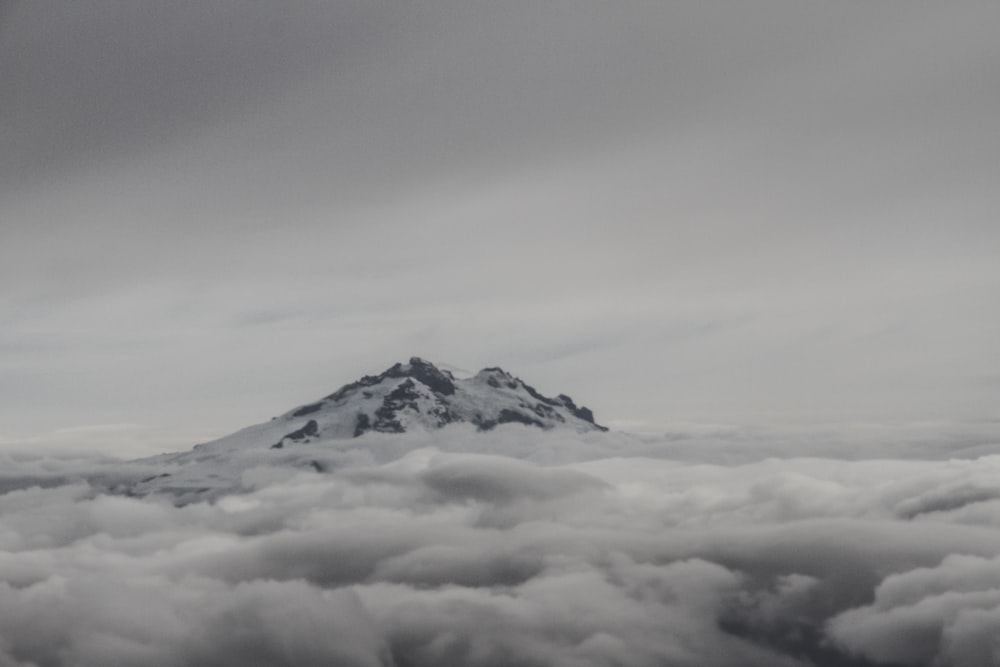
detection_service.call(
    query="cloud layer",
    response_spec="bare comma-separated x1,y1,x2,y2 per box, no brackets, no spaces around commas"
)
3,428,1000,666
2,2,999,447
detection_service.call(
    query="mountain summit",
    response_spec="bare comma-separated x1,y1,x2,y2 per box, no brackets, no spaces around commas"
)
270,357,606,445
131,358,607,501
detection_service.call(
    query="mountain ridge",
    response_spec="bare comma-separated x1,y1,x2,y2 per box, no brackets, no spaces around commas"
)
268,357,606,445
130,357,608,501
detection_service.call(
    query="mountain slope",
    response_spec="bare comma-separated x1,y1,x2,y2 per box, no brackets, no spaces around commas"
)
131,358,607,501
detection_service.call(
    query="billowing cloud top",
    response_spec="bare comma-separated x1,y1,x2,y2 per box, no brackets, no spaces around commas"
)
2,425,1000,666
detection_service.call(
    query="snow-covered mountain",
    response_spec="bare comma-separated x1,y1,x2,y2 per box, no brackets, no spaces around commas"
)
129,358,606,501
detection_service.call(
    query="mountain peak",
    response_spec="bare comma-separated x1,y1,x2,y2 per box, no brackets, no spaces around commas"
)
134,358,607,501
284,357,605,443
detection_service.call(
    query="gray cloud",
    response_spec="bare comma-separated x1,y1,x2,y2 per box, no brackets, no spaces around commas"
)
2,2,999,447
2,429,1000,664
828,554,1000,666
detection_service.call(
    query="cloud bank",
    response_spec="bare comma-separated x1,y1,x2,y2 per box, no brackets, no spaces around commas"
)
2,428,1000,666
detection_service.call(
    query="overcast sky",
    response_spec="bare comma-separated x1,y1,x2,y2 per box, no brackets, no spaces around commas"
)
2,1,999,455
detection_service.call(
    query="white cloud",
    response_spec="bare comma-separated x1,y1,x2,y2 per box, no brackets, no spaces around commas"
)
2,428,1000,664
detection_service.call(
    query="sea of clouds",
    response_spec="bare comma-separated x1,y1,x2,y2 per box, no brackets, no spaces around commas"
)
2,422,1000,666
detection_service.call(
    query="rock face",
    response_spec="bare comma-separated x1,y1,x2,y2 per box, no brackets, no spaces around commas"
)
273,357,606,442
